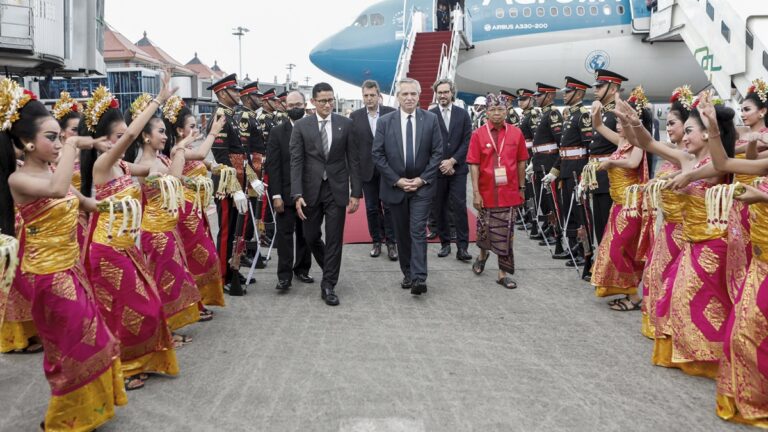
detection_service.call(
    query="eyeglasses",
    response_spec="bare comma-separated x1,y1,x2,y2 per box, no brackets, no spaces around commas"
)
314,98,335,106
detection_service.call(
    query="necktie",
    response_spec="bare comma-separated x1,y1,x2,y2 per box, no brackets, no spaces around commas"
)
320,120,329,158
442,108,449,129
406,114,414,175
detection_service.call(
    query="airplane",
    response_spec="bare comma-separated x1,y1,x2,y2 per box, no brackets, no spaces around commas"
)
309,0,710,103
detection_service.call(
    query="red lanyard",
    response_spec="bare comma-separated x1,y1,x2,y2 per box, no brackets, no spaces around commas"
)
485,123,506,166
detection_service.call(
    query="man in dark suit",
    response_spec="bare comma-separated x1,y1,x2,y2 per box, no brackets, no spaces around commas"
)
350,80,398,261
372,78,443,295
429,78,472,261
290,82,362,306
266,91,325,291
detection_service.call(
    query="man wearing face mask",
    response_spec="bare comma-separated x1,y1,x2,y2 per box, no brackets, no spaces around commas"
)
206,73,251,292
588,69,628,244
266,91,325,291
350,80,397,260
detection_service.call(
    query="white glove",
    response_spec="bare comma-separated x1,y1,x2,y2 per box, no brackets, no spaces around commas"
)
232,190,248,214
525,163,534,182
575,183,584,198
543,173,557,184
250,179,265,198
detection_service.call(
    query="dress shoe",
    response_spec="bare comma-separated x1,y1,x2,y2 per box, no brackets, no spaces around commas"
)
411,281,427,295
255,257,267,269
582,271,592,282
401,277,413,289
370,242,381,258
437,244,451,257
240,255,253,267
552,249,572,260
321,287,339,306
529,232,543,240
223,283,247,296
566,256,586,267
294,273,314,283
387,243,398,261
538,236,556,246
275,280,291,291
456,248,472,261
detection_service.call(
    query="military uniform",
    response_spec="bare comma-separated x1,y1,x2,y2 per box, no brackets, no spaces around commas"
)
500,89,520,127
550,77,593,259
589,69,628,243
531,83,563,244
517,88,540,233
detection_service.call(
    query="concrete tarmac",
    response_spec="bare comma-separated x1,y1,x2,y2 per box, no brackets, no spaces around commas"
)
0,232,751,431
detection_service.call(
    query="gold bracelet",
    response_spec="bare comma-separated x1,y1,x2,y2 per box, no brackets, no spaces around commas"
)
151,98,162,106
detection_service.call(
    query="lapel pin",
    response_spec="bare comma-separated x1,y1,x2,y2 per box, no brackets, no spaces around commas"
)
486,143,491,148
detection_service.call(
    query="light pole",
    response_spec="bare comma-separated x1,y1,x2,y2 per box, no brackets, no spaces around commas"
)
285,63,295,88
232,26,250,78
304,76,311,87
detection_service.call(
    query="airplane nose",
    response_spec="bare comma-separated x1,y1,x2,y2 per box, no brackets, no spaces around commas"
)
309,35,335,74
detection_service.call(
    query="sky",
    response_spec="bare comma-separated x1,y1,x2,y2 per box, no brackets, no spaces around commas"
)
105,0,382,99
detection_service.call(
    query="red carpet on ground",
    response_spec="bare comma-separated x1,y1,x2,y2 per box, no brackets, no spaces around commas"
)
343,198,477,244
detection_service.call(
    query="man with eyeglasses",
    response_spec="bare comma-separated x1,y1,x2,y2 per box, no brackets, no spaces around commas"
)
429,78,472,262
544,76,593,270
267,91,325,291
290,82,361,306
372,78,443,296
350,80,398,261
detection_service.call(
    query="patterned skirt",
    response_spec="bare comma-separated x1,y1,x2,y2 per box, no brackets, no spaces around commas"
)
477,207,515,274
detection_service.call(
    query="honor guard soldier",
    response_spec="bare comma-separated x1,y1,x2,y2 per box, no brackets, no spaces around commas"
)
471,95,487,129
206,73,252,291
544,76,593,266
517,88,540,234
530,82,563,253
589,69,628,245
274,91,288,124
499,89,520,127
258,88,279,144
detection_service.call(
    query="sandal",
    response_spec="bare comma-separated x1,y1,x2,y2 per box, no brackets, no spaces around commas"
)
496,276,517,289
610,297,642,312
172,334,192,348
13,341,43,354
199,310,213,322
124,376,145,391
472,253,489,275
606,295,629,306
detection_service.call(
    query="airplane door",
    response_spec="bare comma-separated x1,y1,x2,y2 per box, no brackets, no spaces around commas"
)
629,0,652,33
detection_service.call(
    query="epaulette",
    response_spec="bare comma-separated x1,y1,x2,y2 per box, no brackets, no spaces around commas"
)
579,105,590,114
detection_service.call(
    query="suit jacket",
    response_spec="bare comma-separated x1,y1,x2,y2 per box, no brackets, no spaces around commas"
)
371,108,443,204
290,113,362,207
265,120,293,200
350,105,397,182
429,104,472,176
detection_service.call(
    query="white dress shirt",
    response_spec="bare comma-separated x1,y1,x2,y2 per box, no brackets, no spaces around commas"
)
367,106,380,137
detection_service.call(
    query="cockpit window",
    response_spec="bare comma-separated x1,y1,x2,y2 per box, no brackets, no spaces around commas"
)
353,14,368,27
370,13,384,26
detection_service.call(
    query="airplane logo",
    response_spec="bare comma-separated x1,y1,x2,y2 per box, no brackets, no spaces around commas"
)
585,50,610,74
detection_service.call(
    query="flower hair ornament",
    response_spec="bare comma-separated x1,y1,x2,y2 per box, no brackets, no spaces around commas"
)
669,85,694,110
627,86,649,116
52,91,83,121
0,78,36,131
748,78,768,103
84,86,119,132
129,93,153,120
162,95,185,124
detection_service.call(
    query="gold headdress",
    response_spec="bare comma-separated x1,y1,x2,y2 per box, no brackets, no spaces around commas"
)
52,91,83,121
0,78,36,132
627,86,649,116
0,234,19,296
162,95,185,124
669,85,693,111
84,86,119,132
748,78,768,103
129,93,153,120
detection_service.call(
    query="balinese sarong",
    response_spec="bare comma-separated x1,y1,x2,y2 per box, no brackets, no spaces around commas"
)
477,207,515,274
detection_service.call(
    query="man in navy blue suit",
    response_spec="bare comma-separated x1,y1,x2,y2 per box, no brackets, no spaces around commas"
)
429,78,472,262
372,78,443,295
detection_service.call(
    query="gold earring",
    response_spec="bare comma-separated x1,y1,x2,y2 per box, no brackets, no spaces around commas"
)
144,138,150,144
24,142,35,152
761,113,765,119
702,132,709,141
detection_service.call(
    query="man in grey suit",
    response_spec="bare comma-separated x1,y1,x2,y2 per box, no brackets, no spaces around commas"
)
290,82,362,306
372,78,443,295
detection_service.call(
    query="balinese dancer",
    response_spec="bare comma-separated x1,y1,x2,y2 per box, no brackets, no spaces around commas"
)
125,94,201,337
696,92,768,426
588,88,650,311
0,80,127,431
467,93,528,289
163,96,227,317
80,76,179,390
617,92,736,377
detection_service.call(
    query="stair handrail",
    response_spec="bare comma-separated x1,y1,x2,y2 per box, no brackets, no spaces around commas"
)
390,7,419,98
433,42,450,102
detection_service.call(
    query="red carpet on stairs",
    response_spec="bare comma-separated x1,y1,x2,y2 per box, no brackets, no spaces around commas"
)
406,31,453,108
343,197,477,244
